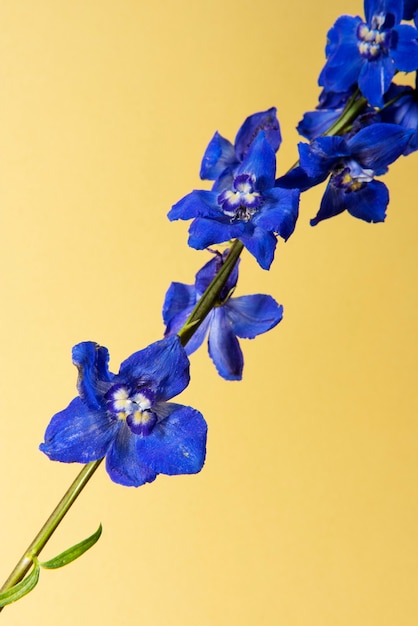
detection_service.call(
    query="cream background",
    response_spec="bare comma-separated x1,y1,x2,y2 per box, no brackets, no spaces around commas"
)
1,1,417,624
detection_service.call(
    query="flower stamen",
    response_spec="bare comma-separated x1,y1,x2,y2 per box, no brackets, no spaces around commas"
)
106,385,157,435
218,174,263,222
357,15,391,59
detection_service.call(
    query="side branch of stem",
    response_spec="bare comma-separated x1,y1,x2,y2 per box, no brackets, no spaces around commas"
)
0,459,103,611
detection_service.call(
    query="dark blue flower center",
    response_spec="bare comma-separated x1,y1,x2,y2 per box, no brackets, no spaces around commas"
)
217,174,263,222
331,159,375,192
357,14,392,59
105,384,157,436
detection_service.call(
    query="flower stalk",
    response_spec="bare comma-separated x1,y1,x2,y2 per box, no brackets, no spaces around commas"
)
0,460,102,611
2,24,414,602
177,239,244,346
321,89,368,137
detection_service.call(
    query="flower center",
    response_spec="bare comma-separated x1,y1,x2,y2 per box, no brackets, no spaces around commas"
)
331,159,375,193
105,384,157,436
357,15,392,59
217,174,263,222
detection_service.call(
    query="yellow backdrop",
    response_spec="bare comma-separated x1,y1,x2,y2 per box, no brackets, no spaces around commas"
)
1,1,417,624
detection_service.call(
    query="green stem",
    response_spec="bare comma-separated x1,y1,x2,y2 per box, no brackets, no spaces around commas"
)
322,89,368,136
0,459,102,611
283,91,369,175
178,239,244,346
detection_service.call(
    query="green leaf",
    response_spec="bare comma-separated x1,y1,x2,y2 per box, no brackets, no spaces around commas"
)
40,523,102,570
0,562,40,607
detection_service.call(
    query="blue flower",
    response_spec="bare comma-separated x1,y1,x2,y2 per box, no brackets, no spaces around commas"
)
294,122,413,225
162,250,283,380
40,336,207,487
200,107,282,190
168,131,300,270
319,0,418,106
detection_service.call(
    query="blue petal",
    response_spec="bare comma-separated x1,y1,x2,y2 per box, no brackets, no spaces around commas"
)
194,250,239,298
297,89,354,140
40,397,117,463
200,132,237,180
298,137,348,178
163,297,210,356
381,88,418,154
348,123,414,171
318,16,363,92
72,342,114,411
234,107,282,160
182,313,212,355
391,25,418,72
162,282,196,333
236,131,276,191
254,188,299,240
275,166,327,192
239,227,277,270
310,182,346,226
211,167,236,192
345,179,389,222
364,0,403,25
119,336,190,403
168,190,221,221
136,403,207,475
187,216,243,249
358,55,394,107
403,0,418,19
226,295,283,338
106,422,157,487
298,108,342,141
208,308,243,380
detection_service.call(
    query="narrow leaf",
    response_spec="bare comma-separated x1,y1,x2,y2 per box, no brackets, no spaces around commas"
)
0,562,40,607
40,523,102,570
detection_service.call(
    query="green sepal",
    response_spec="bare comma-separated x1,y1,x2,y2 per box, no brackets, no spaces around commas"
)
177,318,201,342
40,523,102,570
0,561,40,607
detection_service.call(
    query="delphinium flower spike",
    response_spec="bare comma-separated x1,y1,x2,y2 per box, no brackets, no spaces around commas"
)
5,0,418,611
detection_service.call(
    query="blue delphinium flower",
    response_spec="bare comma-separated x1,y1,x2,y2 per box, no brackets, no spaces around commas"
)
40,336,207,487
319,0,418,107
291,122,413,225
168,131,300,270
200,107,282,190
163,250,283,381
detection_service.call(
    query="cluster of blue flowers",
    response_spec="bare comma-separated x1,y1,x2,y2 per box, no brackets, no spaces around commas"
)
40,0,418,487
279,0,418,225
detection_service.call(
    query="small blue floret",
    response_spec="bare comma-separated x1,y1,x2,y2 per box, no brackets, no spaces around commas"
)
163,250,284,380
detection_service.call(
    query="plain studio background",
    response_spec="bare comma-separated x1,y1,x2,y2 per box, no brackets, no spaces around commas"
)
0,1,417,624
